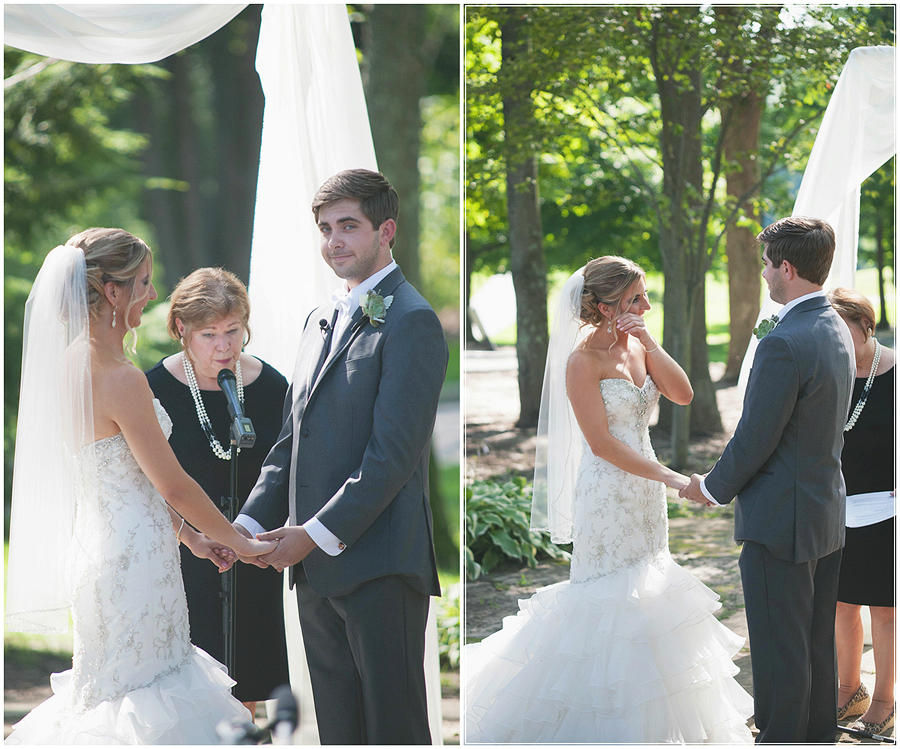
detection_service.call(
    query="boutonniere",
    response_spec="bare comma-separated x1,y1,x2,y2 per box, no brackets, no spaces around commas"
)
359,289,393,328
753,314,779,340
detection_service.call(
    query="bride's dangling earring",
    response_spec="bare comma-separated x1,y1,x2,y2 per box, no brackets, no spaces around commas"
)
607,317,613,334
112,304,117,329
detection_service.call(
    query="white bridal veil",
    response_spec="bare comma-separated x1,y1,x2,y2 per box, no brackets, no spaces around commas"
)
531,268,589,544
6,245,96,634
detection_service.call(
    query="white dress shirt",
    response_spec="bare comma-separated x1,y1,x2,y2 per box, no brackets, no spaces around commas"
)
700,289,827,506
235,260,398,556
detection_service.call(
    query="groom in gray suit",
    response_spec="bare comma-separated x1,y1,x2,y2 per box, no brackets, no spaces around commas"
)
235,169,447,744
681,216,854,743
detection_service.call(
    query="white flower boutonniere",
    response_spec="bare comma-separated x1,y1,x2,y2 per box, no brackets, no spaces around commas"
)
359,290,393,328
752,314,779,340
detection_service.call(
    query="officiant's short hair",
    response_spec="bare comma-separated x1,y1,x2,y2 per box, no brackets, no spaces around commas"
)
312,169,399,247
757,216,835,286
828,287,877,341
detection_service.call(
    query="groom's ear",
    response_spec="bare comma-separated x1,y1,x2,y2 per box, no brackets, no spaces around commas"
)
780,259,798,281
378,218,396,248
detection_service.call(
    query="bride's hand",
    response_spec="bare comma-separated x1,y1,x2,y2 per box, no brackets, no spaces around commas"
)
181,527,236,572
616,313,655,350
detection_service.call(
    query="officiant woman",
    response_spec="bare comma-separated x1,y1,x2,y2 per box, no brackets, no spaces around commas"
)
146,267,290,717
827,287,895,737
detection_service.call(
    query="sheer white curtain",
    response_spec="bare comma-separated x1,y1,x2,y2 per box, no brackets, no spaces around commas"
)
4,4,246,64
5,4,444,743
739,46,896,393
246,4,377,376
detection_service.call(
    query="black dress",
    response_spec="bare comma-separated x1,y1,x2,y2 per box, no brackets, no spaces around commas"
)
146,357,291,702
837,364,895,607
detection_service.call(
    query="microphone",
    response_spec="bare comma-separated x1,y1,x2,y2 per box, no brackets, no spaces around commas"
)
217,368,256,448
270,684,299,744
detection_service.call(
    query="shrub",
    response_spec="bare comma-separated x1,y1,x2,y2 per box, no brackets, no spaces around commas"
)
465,477,570,580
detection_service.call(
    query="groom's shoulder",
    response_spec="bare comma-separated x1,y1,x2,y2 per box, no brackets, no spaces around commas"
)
390,277,439,318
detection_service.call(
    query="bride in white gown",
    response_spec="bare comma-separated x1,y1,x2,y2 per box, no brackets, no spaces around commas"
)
465,257,754,743
6,229,275,744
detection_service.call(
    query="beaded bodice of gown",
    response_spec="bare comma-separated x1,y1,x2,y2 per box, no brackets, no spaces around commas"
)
70,399,192,711
569,375,668,584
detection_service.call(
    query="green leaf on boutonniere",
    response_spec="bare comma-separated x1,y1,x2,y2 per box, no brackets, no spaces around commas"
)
359,290,393,328
752,314,779,340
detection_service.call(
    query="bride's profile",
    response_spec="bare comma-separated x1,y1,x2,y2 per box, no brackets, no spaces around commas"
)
464,256,754,743
5,229,275,744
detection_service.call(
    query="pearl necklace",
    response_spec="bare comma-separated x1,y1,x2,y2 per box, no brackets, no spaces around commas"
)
183,355,243,459
845,338,880,432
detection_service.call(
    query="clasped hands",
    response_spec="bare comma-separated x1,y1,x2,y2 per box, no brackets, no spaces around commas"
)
230,523,317,573
679,473,715,507
186,524,315,573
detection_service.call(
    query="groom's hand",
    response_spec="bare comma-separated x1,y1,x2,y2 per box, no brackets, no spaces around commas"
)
255,526,317,572
233,522,269,568
679,473,713,506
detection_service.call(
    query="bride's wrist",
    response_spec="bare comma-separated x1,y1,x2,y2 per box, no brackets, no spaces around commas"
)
642,336,659,353
179,525,200,551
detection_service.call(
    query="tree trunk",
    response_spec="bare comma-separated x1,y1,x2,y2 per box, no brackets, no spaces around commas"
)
464,231,478,344
207,6,264,283
649,8,712,468
722,96,764,383
364,5,427,290
502,14,548,429
690,274,722,433
170,53,206,283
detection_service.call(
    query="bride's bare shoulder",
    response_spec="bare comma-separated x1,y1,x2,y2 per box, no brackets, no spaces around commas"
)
567,346,605,385
93,357,152,406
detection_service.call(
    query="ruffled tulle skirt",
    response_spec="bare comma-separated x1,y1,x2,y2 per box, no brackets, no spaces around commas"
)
465,552,754,743
5,646,250,744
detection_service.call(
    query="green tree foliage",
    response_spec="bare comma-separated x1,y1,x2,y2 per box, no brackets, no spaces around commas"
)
466,6,892,464
859,157,895,328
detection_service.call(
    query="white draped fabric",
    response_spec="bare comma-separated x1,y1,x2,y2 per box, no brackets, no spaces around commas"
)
5,4,444,743
4,4,247,64
246,4,378,376
739,45,896,393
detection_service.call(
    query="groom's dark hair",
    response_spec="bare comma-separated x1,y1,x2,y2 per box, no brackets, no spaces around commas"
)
312,169,400,248
756,216,835,286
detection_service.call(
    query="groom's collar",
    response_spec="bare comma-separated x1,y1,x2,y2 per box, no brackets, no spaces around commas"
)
332,260,399,313
777,289,826,322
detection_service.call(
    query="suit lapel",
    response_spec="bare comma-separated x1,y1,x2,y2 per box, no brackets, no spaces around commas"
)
305,268,408,399
294,306,333,407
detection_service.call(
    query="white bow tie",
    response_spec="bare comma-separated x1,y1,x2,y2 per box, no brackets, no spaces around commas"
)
332,289,353,315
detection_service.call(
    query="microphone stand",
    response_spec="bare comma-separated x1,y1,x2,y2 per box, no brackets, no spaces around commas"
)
219,438,239,687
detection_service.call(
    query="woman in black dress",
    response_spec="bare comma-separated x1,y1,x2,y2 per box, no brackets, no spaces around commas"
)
828,287,895,736
146,267,290,718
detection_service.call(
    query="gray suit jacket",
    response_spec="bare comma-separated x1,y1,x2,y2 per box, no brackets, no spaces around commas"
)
705,296,855,563
242,267,447,598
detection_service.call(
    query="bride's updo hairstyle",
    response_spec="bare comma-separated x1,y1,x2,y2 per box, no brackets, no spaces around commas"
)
69,228,152,349
580,255,645,328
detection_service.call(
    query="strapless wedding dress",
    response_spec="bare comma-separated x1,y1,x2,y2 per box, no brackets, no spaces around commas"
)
6,400,250,744
465,376,753,743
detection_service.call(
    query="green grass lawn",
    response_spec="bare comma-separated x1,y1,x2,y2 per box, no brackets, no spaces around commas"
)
474,266,894,353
